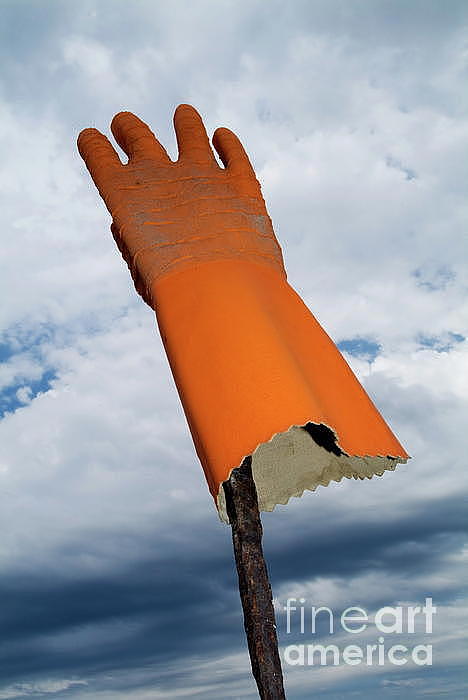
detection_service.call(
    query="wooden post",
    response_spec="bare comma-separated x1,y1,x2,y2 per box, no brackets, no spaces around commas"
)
223,456,286,699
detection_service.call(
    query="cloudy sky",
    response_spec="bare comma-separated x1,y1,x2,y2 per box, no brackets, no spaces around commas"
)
0,1,467,698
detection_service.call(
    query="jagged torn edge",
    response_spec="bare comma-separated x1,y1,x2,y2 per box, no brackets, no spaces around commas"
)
217,421,409,524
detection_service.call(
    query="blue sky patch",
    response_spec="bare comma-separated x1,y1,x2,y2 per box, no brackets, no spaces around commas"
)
0,368,56,418
412,265,455,291
417,332,465,353
0,342,16,363
0,328,59,418
337,337,382,362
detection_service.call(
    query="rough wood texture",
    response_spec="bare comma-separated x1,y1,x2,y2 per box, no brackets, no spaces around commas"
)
223,456,286,699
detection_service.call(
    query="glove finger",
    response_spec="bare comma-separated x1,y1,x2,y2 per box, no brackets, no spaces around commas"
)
212,127,256,177
111,111,171,163
77,128,122,195
174,104,217,165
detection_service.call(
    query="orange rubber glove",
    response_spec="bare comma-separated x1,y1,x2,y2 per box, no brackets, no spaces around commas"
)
78,104,409,522
78,105,286,306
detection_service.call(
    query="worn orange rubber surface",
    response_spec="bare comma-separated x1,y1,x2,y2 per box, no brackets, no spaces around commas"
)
77,104,409,518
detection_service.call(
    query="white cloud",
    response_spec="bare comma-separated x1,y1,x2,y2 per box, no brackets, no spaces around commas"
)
0,679,87,699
